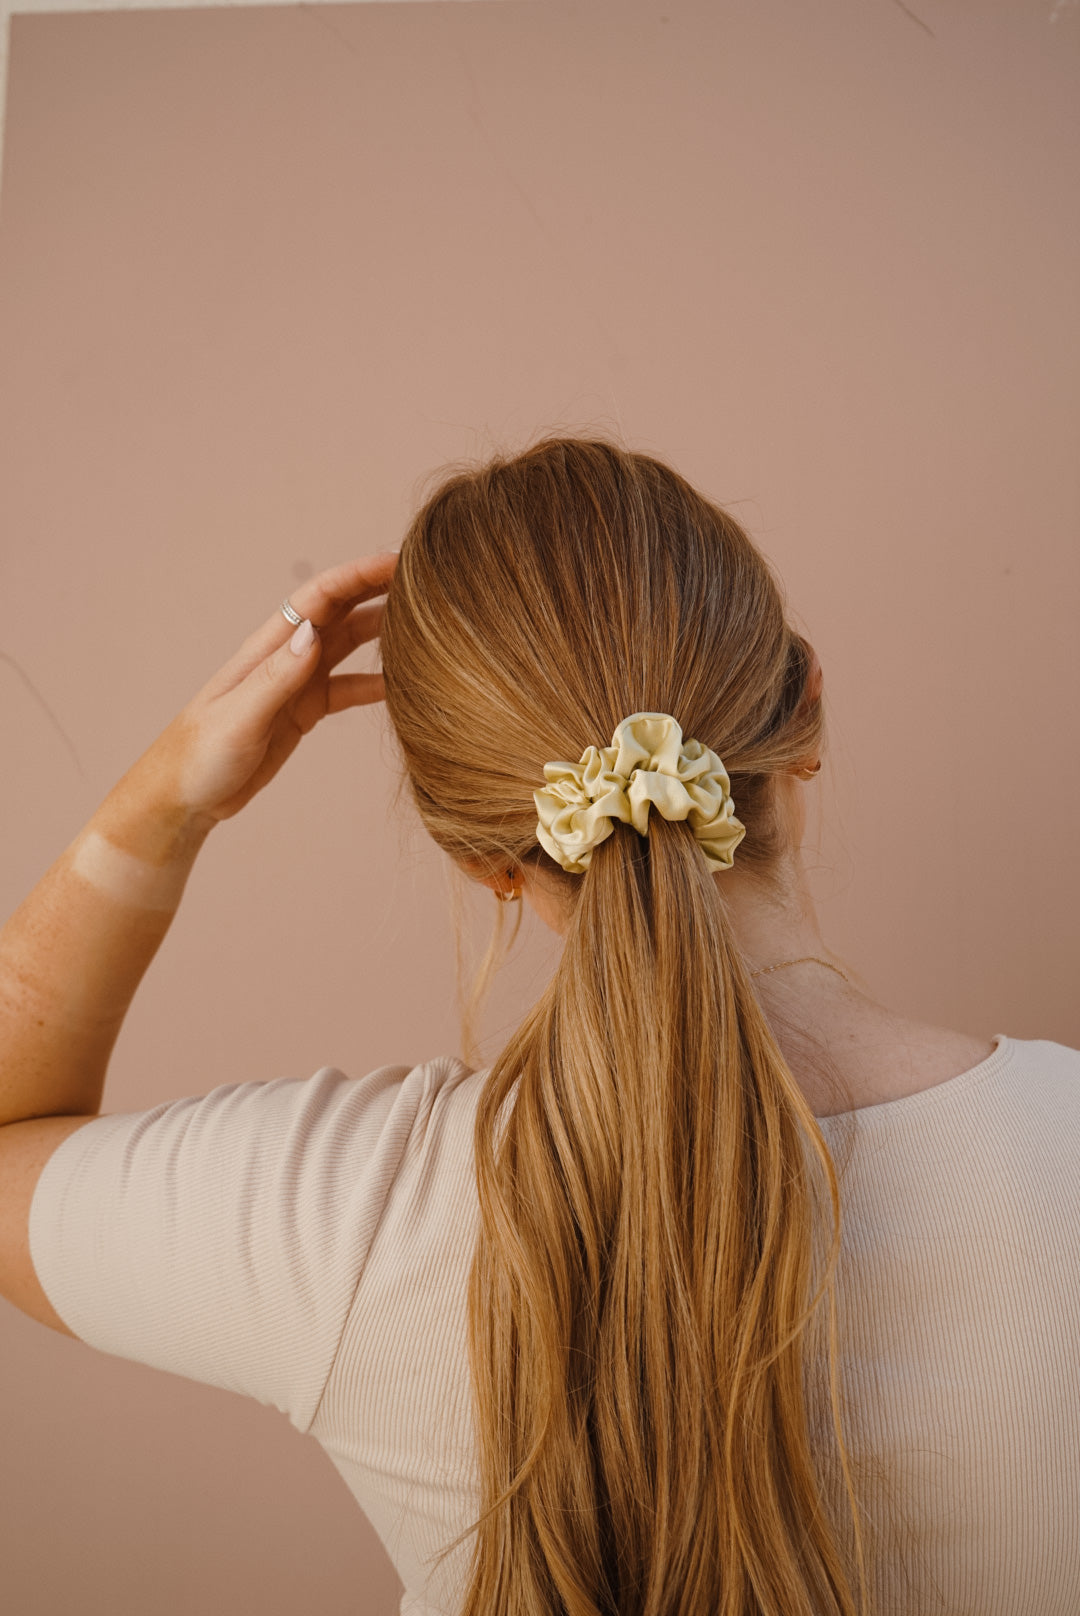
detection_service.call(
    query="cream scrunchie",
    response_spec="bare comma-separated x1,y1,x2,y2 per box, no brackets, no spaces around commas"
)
533,712,747,875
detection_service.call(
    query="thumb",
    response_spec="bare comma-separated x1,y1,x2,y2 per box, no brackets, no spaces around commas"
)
284,616,320,663
236,616,322,730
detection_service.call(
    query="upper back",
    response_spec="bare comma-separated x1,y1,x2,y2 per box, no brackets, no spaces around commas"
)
314,1032,1080,1615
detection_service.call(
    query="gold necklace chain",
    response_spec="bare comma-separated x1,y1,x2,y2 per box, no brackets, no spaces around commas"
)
749,956,851,983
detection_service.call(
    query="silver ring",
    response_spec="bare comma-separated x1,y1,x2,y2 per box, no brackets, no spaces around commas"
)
280,599,304,627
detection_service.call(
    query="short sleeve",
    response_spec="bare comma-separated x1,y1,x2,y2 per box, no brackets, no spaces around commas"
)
28,1060,448,1434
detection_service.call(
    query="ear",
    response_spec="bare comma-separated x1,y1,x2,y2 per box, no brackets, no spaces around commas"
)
456,858,516,898
803,643,823,708
788,645,824,780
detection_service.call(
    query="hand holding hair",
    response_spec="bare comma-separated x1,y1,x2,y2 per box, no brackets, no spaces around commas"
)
104,548,399,848
0,549,397,1126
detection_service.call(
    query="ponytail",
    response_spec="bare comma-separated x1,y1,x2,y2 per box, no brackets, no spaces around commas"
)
442,817,869,1615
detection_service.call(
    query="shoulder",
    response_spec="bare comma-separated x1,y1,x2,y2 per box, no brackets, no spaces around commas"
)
810,1016,1080,1119
45,1052,483,1208
17,1053,485,1430
993,1032,1080,1115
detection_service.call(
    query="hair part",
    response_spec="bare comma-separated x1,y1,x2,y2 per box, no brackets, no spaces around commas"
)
380,432,879,1615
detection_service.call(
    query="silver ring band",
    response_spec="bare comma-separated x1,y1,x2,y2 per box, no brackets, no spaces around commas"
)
280,599,304,627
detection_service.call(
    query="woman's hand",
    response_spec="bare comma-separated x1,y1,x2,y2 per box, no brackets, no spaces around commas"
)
115,551,399,835
0,550,400,1128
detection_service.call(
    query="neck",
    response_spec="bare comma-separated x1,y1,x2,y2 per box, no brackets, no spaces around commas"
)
715,847,865,1014
713,846,902,1118
522,838,889,1115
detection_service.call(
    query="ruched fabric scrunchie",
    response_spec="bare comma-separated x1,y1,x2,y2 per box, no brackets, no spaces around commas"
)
533,712,747,875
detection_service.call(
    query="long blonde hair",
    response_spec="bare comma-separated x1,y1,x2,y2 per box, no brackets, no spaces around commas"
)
380,433,874,1616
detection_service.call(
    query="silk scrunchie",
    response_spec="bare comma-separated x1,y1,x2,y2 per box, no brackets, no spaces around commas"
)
533,712,747,874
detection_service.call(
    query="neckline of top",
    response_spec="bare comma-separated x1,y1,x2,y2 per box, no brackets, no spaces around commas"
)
816,1031,1016,1124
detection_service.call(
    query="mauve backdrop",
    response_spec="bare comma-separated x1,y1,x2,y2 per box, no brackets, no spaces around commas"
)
0,0,1076,1610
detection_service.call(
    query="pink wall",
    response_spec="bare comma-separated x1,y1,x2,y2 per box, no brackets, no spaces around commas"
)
1,0,1076,1608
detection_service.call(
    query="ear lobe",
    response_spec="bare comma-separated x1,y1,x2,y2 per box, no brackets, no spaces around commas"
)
455,858,506,896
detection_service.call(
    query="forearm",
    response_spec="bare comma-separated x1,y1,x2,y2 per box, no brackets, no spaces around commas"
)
0,552,394,1127
0,768,214,1127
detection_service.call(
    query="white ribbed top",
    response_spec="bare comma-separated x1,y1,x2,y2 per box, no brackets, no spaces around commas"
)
28,1033,1080,1614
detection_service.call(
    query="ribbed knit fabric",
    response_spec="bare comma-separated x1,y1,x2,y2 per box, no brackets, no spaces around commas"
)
28,1033,1080,1614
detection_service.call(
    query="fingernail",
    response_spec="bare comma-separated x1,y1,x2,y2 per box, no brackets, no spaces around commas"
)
290,619,315,655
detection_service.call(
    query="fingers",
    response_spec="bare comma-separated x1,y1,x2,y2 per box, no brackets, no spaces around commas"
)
288,551,398,630
205,552,398,697
320,597,385,673
230,616,324,736
325,671,385,713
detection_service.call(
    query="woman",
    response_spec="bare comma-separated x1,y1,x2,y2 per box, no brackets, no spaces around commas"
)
0,434,1076,1616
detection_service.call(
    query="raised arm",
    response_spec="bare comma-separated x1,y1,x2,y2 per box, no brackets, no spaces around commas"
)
0,550,397,1327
